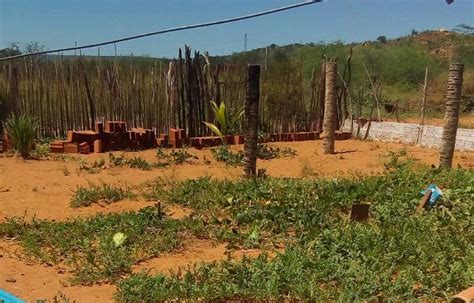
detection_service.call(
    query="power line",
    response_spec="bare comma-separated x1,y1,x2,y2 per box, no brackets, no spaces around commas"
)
0,0,323,61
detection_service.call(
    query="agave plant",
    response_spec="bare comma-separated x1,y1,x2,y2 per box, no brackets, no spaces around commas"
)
4,114,38,158
203,101,244,137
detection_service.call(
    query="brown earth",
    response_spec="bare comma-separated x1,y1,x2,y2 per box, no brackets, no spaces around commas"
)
0,139,473,302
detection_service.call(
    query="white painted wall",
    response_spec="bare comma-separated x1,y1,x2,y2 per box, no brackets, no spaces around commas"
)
343,120,474,151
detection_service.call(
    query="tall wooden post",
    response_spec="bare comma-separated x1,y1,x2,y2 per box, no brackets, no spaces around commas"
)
417,67,429,144
439,63,464,169
244,64,260,177
323,61,337,154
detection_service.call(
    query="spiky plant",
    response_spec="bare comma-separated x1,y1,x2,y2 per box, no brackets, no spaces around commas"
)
4,114,38,159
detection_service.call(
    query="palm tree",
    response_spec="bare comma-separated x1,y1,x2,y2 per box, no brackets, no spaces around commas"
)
439,63,464,168
323,61,337,154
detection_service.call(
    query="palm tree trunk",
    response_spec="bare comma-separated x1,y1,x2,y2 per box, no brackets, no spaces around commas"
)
439,63,464,169
323,61,337,154
244,65,260,177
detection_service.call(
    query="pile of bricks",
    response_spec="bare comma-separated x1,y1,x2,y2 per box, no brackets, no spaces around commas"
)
48,123,352,154
49,121,157,154
187,131,351,149
269,131,321,142
189,135,243,149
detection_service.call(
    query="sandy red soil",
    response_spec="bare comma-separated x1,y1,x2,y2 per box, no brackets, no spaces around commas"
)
0,139,473,302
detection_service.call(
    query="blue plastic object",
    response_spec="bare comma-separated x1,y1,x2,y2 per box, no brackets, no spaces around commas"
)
420,184,443,206
0,289,25,303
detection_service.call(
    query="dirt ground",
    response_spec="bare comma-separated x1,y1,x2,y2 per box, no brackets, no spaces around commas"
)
1,139,473,302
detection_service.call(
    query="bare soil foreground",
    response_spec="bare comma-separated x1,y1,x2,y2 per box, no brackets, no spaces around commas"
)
0,139,473,302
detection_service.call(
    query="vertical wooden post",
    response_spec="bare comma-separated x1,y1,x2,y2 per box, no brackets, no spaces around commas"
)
417,67,429,144
323,61,337,154
439,63,464,169
244,64,260,177
10,66,20,116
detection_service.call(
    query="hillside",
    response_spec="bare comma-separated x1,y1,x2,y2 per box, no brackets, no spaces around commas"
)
212,30,474,112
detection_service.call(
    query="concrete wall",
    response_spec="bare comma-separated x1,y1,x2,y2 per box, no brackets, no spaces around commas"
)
343,120,474,151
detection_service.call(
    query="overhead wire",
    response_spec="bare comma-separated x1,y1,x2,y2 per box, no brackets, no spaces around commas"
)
0,0,323,61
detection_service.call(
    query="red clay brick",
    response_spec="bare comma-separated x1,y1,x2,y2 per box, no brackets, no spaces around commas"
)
64,143,79,153
234,135,244,144
93,139,103,153
50,146,64,153
270,133,281,142
169,139,182,148
79,142,90,154
169,128,180,141
95,122,104,133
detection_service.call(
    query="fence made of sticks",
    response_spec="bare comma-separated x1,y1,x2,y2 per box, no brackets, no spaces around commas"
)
0,46,351,138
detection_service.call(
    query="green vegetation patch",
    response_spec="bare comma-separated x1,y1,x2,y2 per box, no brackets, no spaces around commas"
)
71,182,135,207
0,207,185,285
118,158,474,301
1,154,472,301
211,144,297,166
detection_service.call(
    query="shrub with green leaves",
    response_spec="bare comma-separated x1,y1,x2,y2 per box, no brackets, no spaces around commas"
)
211,144,297,165
211,145,244,166
31,142,50,159
257,144,297,160
4,114,38,158
156,148,198,165
71,182,134,207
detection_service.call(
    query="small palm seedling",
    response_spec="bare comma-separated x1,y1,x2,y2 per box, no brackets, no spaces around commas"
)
203,101,244,139
4,114,38,159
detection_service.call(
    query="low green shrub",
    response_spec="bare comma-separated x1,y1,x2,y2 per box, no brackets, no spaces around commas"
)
211,144,297,166
257,144,297,160
4,114,38,158
157,148,198,165
211,146,244,166
31,142,50,159
71,182,134,207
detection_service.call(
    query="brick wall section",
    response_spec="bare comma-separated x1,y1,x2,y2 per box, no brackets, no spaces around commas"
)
343,120,474,151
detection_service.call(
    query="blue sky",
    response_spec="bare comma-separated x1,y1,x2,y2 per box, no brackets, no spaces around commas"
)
0,0,473,58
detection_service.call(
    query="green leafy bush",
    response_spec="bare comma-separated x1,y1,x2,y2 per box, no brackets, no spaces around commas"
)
4,114,38,158
31,142,50,159
257,144,297,160
211,144,297,165
211,145,244,166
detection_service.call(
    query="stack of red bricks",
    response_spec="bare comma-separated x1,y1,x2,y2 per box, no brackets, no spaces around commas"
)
187,130,351,148
48,124,352,154
49,121,157,154
156,128,186,148
189,134,244,149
